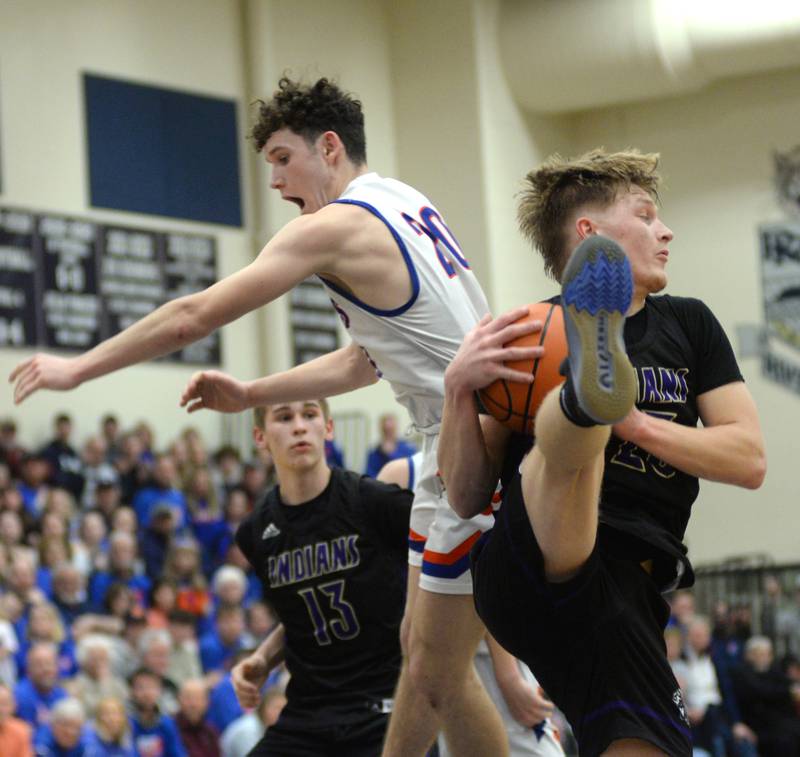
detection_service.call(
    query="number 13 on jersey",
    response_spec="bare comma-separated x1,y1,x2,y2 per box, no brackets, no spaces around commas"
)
298,579,361,646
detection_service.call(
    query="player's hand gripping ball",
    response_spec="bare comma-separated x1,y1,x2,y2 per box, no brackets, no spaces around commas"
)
478,302,567,435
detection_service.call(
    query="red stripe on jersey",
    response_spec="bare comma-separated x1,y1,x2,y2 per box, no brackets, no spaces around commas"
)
422,530,482,565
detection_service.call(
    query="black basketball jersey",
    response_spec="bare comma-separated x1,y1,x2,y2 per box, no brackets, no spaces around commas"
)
598,295,742,585
235,467,411,727
500,294,742,589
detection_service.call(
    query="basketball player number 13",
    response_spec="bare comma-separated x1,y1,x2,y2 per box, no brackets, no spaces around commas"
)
402,207,470,278
298,579,360,646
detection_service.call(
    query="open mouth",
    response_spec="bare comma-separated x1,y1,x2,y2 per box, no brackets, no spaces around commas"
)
285,196,305,210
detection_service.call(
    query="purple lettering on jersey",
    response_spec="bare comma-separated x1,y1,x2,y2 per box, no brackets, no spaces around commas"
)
303,544,314,577
331,538,348,571
635,366,689,404
658,367,678,402
346,534,360,564
315,542,331,574
269,535,360,588
292,550,306,582
640,367,661,403
276,553,290,585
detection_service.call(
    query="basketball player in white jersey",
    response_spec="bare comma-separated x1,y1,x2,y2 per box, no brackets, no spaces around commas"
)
379,454,565,757
10,77,538,756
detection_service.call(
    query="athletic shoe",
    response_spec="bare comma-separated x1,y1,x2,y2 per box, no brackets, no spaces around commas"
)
559,235,636,424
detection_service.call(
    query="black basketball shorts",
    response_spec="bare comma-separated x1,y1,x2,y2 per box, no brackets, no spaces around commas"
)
248,710,388,757
471,474,692,757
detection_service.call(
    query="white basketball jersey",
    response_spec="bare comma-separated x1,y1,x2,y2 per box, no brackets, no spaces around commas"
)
322,173,489,433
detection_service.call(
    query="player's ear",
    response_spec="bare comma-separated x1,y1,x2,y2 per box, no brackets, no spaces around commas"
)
575,216,595,240
252,426,268,451
319,131,343,162
324,417,335,442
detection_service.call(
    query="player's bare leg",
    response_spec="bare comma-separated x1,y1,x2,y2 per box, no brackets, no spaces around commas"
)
521,403,610,580
520,236,636,581
398,564,420,656
383,590,507,757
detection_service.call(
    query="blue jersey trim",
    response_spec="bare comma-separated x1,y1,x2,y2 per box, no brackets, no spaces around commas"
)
408,455,416,491
422,553,471,579
323,199,420,317
408,537,425,554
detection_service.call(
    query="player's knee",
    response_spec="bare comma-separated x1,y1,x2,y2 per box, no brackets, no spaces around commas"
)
405,637,473,709
405,650,447,712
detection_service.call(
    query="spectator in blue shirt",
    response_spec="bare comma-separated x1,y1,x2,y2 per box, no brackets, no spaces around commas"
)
191,487,251,579
87,532,150,612
324,439,345,469
14,642,68,729
50,563,91,629
91,696,136,757
32,697,98,757
364,413,416,479
199,606,247,674
17,454,50,518
206,669,243,736
128,669,186,757
15,602,76,681
141,506,178,583
132,456,190,533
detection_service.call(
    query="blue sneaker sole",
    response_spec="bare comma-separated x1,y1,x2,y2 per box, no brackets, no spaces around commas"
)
561,236,636,424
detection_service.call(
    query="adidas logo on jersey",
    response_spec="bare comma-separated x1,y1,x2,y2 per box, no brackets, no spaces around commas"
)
262,522,281,539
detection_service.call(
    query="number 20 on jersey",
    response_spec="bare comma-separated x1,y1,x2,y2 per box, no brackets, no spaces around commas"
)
402,207,470,278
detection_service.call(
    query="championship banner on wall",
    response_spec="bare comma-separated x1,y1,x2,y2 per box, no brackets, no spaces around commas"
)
759,222,800,394
0,205,220,365
758,146,800,395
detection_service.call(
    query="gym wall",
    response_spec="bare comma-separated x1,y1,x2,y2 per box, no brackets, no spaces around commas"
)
1,0,798,566
0,0,259,449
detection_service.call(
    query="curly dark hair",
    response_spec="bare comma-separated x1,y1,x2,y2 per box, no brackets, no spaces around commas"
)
250,77,366,164
518,148,661,281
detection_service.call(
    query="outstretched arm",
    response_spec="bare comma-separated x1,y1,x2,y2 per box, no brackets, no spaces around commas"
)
180,341,378,414
439,308,540,518
9,212,341,403
612,381,766,489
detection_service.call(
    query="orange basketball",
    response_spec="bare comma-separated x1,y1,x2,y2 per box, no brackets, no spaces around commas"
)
478,301,567,435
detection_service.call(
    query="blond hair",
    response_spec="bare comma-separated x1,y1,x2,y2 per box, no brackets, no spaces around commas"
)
518,148,661,281
27,602,66,644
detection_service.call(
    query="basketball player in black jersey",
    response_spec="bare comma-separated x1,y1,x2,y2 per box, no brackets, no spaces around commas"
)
438,149,766,757
232,398,411,755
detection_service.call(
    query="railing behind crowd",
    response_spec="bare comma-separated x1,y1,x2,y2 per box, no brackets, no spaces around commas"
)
692,555,800,656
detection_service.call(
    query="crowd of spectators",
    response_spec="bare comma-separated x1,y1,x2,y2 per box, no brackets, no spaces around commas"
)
668,587,800,757
0,413,288,756
9,410,800,757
